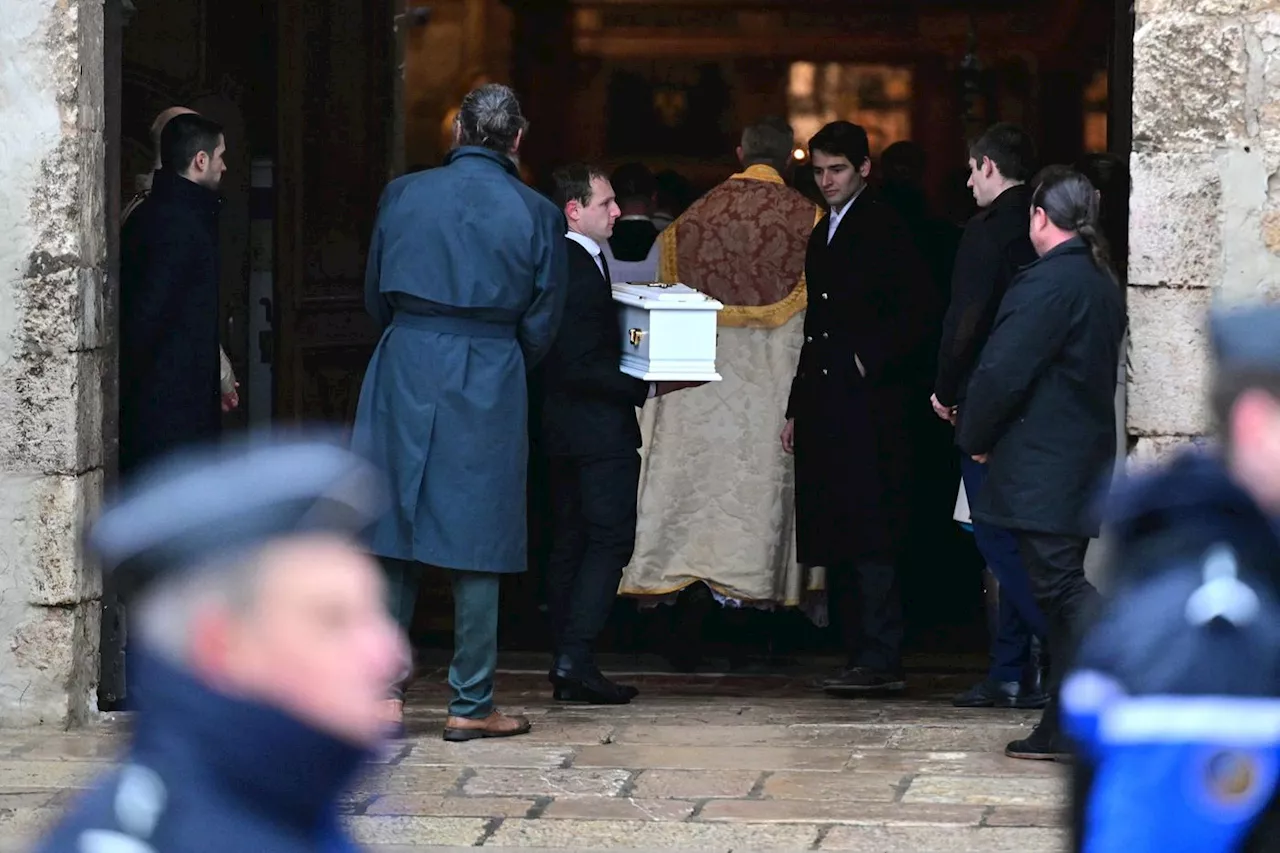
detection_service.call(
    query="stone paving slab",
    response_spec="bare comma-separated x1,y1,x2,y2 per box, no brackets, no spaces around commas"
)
0,670,1068,851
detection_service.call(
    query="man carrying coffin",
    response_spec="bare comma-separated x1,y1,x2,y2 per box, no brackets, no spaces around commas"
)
620,117,823,614
539,164,696,704
783,121,939,695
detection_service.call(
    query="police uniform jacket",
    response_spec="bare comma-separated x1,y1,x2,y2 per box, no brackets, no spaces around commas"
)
36,651,368,853
785,189,939,564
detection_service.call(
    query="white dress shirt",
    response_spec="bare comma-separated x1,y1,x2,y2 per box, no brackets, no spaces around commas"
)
827,186,865,244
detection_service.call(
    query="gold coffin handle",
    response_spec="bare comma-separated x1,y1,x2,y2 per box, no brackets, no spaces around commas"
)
628,328,646,347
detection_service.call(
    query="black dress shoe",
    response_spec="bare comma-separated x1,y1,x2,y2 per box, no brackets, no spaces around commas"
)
598,673,639,701
822,666,906,696
550,657,632,705
1005,721,1069,761
952,678,1048,709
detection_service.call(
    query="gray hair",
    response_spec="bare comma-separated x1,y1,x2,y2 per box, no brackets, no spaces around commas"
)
740,117,795,173
456,84,528,153
130,552,263,665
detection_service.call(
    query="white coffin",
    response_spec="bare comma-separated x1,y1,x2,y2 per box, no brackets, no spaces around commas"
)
610,282,724,381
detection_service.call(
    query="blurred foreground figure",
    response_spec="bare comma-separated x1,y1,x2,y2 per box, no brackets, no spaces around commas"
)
37,438,407,853
1064,303,1280,851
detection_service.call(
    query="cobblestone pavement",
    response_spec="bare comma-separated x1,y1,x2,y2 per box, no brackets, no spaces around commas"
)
0,667,1067,852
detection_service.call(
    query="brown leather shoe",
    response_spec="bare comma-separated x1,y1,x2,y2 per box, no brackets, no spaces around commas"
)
442,710,532,742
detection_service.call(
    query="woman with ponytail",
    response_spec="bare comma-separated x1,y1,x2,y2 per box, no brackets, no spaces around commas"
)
956,165,1127,761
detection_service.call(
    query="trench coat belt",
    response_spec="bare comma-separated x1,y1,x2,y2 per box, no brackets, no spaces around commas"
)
390,312,518,339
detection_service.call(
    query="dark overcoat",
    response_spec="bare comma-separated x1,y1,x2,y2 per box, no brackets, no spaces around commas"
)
352,146,567,574
956,237,1126,538
786,190,940,565
118,169,222,475
36,652,367,853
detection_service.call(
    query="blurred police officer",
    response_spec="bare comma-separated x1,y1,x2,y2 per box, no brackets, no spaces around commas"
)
37,438,407,853
1063,303,1280,851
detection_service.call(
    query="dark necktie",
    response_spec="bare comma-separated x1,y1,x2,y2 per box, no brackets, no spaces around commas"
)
598,252,612,286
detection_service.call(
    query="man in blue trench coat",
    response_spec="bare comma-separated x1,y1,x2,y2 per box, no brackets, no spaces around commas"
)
352,83,568,740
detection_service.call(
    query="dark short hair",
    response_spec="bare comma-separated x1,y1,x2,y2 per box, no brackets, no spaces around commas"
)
880,140,927,186
969,123,1037,183
740,117,795,171
655,170,693,213
610,163,655,204
552,163,609,211
160,114,224,174
808,121,870,166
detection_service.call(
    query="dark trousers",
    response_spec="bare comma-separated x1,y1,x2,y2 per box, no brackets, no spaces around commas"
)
546,451,641,666
382,558,501,719
1015,531,1100,714
827,558,904,673
960,456,1050,681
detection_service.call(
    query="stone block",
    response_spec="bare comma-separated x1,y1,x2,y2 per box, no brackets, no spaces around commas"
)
343,816,487,847
902,775,1067,807
1128,435,1210,468
631,769,762,799
1128,153,1223,286
1133,14,1247,151
698,799,987,825
572,744,850,771
820,825,1068,852
1126,286,1214,436
541,797,696,821
1138,0,1280,14
485,818,822,850
0,600,99,727
0,470,103,606
363,794,535,817
0,348,104,474
761,771,904,802
462,767,631,798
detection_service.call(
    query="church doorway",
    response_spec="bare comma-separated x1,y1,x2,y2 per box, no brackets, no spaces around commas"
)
100,0,1134,704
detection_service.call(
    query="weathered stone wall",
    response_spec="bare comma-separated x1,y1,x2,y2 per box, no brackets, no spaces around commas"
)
1129,0,1280,456
0,0,107,726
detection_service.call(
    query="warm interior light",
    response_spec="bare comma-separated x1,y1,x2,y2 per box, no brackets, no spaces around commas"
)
793,148,807,160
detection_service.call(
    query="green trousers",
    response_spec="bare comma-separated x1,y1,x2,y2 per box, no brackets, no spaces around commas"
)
383,558,501,719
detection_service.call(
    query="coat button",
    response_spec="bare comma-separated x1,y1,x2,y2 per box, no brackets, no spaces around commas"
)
820,292,828,299
822,332,829,339
822,368,828,376
805,336,813,343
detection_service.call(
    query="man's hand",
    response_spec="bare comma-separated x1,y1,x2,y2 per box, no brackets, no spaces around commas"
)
780,418,796,455
654,380,707,396
930,393,956,425
971,453,988,464
222,382,240,413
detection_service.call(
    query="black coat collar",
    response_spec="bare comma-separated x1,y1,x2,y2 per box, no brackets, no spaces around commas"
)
150,168,222,214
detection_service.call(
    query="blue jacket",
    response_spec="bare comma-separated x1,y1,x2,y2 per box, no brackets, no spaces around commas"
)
352,146,567,573
1064,452,1280,853
36,652,370,853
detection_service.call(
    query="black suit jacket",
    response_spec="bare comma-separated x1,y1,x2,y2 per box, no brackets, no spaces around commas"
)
537,238,649,457
933,184,1038,408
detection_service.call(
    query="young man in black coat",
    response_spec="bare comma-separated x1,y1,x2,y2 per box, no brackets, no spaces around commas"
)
119,113,227,476
782,121,940,695
540,164,692,704
957,167,1126,758
932,124,1050,710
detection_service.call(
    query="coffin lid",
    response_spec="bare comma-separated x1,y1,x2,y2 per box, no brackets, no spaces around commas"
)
611,282,717,304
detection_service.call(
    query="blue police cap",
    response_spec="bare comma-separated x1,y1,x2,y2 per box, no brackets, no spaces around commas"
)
1210,303,1280,372
89,435,388,592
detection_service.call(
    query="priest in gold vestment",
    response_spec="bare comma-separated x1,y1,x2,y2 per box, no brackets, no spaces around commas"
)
620,118,823,610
